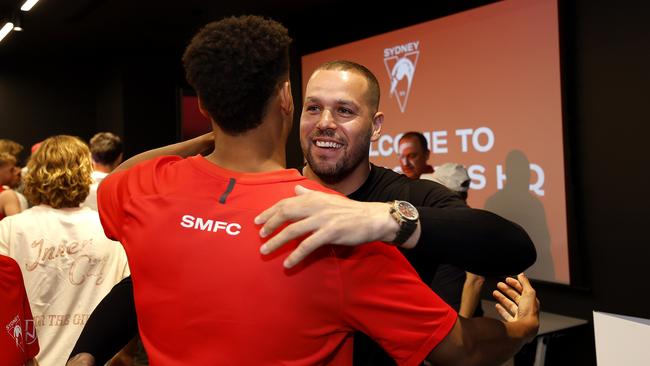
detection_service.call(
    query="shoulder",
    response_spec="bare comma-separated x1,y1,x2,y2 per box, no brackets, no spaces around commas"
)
102,155,187,192
300,178,345,197
0,188,18,201
367,165,463,207
334,241,416,274
120,155,186,177
0,255,21,279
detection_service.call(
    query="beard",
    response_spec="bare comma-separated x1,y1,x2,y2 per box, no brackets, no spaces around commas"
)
302,127,372,185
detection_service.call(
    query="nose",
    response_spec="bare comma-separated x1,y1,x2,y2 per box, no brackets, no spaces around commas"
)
315,109,337,131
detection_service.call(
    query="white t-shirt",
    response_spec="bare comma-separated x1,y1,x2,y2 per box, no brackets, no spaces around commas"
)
15,191,29,211
82,171,109,211
0,205,130,366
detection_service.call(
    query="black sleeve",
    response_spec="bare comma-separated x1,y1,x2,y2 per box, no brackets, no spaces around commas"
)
413,206,536,276
68,275,139,364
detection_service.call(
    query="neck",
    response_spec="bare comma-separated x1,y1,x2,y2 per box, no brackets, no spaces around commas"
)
205,118,287,173
302,160,371,196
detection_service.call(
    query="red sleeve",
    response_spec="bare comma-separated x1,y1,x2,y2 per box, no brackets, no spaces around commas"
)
97,156,183,241
21,282,39,359
337,244,457,366
1,256,39,360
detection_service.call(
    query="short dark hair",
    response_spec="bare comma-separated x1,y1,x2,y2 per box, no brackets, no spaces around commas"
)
315,60,380,114
90,132,123,165
399,131,429,153
182,15,292,135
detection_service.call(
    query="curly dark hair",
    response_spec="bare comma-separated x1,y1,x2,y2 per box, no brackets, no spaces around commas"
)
182,15,292,135
90,132,123,166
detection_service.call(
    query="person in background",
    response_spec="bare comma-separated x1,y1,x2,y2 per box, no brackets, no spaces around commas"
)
0,254,39,366
0,139,24,158
396,133,485,318
83,132,123,210
0,139,28,210
0,135,130,366
0,152,23,219
429,162,485,318
398,131,434,179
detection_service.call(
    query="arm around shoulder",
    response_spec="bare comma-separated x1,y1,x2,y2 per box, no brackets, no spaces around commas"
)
112,132,214,174
414,207,537,276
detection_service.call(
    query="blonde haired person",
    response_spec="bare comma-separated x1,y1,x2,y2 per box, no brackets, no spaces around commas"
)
0,135,129,366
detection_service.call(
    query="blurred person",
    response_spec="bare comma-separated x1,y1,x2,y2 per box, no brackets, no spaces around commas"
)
0,135,130,366
0,152,22,219
398,132,433,179
0,139,24,158
0,254,39,366
83,132,124,210
429,163,485,318
398,133,485,317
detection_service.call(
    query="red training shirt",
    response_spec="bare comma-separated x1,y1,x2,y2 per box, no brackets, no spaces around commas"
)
0,255,39,366
98,155,456,366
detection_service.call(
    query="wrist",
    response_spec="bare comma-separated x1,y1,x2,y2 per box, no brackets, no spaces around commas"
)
381,201,420,248
374,202,400,243
507,317,539,345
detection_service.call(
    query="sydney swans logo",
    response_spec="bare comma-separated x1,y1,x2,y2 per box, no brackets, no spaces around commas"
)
383,41,420,113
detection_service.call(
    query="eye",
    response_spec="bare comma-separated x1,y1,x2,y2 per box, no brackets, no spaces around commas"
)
338,107,354,115
305,104,321,113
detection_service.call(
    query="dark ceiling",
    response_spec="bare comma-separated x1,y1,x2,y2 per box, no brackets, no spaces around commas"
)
0,0,498,58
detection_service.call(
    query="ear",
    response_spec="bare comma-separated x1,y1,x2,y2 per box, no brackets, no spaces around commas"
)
279,81,294,117
197,97,210,119
370,112,384,142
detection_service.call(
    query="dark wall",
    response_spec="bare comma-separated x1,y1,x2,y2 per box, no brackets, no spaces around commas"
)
0,50,180,162
0,57,99,163
534,0,650,320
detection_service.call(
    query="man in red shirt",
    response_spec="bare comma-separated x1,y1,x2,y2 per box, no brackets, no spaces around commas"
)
86,15,538,366
0,255,39,366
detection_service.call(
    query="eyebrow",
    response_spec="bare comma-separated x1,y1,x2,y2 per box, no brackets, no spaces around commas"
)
305,96,356,106
336,99,357,108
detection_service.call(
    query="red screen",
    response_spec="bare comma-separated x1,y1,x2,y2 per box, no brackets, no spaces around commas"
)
301,0,569,283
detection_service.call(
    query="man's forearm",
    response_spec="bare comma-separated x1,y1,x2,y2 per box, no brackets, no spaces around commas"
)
427,316,536,366
68,276,138,364
459,273,485,318
112,132,214,174
461,316,535,365
414,207,536,276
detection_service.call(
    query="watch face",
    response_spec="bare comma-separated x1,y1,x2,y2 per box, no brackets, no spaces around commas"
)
397,201,419,220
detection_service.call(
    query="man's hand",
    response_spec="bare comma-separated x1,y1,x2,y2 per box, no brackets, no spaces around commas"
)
492,273,540,342
255,185,398,268
66,353,96,366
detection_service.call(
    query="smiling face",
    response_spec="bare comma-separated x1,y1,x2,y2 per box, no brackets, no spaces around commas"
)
300,69,381,185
